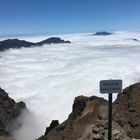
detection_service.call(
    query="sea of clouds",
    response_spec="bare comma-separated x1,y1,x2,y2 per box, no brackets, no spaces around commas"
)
0,31,140,139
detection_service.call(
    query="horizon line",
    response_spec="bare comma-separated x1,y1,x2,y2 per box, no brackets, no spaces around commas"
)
0,30,140,38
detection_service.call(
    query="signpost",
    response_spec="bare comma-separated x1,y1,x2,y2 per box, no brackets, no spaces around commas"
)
100,80,122,140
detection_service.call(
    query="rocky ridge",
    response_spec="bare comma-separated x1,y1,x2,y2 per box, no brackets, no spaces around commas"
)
0,87,27,140
38,83,140,140
0,37,71,51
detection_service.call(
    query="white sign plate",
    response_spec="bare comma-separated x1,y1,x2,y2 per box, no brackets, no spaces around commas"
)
100,80,122,93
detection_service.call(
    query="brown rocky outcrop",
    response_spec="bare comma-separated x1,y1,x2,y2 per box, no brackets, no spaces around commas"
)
114,83,140,139
38,83,140,140
0,87,27,140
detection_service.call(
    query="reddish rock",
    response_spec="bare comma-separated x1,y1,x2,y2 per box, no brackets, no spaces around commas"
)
38,83,140,140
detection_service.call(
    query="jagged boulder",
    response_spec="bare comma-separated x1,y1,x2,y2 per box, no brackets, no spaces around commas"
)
45,120,59,135
38,96,108,140
38,83,140,140
0,87,27,139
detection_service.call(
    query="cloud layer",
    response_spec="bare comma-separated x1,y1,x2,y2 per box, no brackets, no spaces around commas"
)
0,31,140,139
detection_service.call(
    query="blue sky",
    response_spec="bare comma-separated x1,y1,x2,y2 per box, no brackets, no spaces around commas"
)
0,0,140,35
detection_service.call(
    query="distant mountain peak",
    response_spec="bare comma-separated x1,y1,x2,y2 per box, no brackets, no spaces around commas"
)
93,31,112,36
0,37,71,51
37,37,71,45
127,38,140,42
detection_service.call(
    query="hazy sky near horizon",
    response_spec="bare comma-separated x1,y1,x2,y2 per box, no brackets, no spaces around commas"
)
0,0,140,35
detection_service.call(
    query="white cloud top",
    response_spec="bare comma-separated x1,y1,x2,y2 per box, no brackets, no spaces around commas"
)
0,31,140,139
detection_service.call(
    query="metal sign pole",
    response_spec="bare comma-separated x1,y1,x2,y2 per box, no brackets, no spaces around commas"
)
108,93,112,140
100,79,122,140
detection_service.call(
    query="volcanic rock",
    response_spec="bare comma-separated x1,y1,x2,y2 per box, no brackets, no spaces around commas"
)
38,83,140,140
45,120,59,135
114,83,140,138
0,87,27,139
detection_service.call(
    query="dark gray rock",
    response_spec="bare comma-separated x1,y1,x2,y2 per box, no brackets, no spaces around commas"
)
0,37,71,51
0,39,35,51
37,37,71,45
93,31,112,36
0,87,27,138
45,120,59,135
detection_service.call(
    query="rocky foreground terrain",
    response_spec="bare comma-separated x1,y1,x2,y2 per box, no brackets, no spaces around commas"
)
38,83,140,140
0,87,26,140
0,83,140,140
